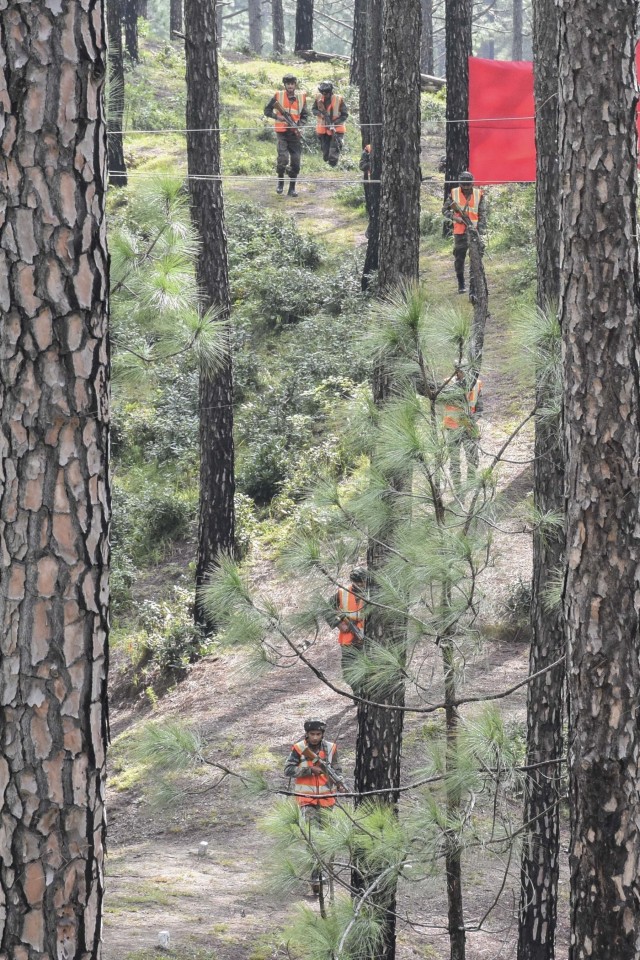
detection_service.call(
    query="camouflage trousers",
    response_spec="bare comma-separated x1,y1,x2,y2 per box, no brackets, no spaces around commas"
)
276,132,302,178
319,132,344,167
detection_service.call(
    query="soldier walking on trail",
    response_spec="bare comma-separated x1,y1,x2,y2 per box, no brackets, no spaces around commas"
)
284,719,344,896
328,568,366,692
312,81,348,168
443,363,483,491
264,73,309,197
442,170,487,296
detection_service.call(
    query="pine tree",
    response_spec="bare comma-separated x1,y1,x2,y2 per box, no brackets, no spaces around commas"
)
107,0,127,187
558,0,640,955
272,0,286,55
444,0,472,203
517,0,564,955
184,0,236,628
295,0,314,51
0,2,110,951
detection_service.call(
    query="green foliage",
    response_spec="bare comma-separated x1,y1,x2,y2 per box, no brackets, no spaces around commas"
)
489,183,535,252
138,588,210,673
111,477,197,567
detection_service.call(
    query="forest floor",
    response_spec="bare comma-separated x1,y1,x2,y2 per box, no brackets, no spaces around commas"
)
104,51,569,960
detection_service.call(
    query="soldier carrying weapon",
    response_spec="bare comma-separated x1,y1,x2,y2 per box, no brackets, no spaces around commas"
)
264,73,309,196
312,81,348,168
442,170,487,297
284,718,345,896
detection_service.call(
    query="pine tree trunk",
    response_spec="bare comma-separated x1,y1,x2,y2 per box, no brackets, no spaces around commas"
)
378,0,421,292
108,0,128,186
421,0,433,74
170,0,183,38
559,1,640,956
248,0,263,53
512,0,523,58
272,0,285,55
123,0,139,61
444,0,471,207
0,2,110,954
442,633,466,960
350,0,365,84
184,0,236,627
217,1,223,47
517,0,563,956
294,0,313,51
353,6,422,960
138,0,147,17
361,0,382,288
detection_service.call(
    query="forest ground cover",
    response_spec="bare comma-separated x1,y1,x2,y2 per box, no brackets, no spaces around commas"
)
105,41,565,960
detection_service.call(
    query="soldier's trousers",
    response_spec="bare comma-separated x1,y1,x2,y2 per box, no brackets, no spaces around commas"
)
276,132,302,178
319,132,344,167
453,234,484,294
448,429,479,491
301,804,330,884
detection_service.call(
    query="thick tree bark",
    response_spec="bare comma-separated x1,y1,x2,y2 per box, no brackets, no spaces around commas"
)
170,0,183,38
216,1,223,47
421,0,433,75
294,0,313,51
0,2,110,955
361,0,382,288
184,0,236,628
108,0,127,186
517,0,563,957
378,0,421,293
512,0,523,59
248,0,263,53
272,0,285,55
122,0,139,61
353,6,422,960
350,0,365,84
558,1,640,957
444,0,471,207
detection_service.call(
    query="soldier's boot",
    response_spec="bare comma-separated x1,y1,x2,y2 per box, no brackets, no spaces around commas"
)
287,178,299,198
456,271,466,294
276,177,285,195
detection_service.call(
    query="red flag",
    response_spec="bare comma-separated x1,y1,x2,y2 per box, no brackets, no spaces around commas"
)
468,49,640,184
468,58,535,184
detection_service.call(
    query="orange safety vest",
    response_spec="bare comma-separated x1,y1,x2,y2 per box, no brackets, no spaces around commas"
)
291,739,339,807
336,586,364,646
443,379,483,430
451,186,483,235
315,94,346,134
274,89,306,133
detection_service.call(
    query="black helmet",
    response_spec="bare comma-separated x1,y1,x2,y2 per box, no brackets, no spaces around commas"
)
459,170,474,182
351,567,367,584
304,718,326,733
283,73,297,84
318,81,333,94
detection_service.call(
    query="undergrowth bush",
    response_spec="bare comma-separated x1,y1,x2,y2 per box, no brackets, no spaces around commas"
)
138,588,210,674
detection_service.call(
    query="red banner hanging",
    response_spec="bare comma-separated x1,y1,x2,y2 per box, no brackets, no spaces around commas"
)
468,58,535,184
468,50,640,185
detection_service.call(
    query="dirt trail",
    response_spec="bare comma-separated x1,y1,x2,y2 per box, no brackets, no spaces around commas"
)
104,180,562,960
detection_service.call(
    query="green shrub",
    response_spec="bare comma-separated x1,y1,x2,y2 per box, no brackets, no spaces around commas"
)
138,588,211,674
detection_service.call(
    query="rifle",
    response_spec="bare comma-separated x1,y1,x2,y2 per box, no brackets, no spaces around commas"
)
315,97,337,134
449,197,476,233
301,745,348,793
272,99,302,137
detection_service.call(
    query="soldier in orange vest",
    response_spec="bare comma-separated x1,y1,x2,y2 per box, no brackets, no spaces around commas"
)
328,568,366,692
264,73,309,196
284,718,343,895
312,81,348,167
442,170,487,295
442,363,483,490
